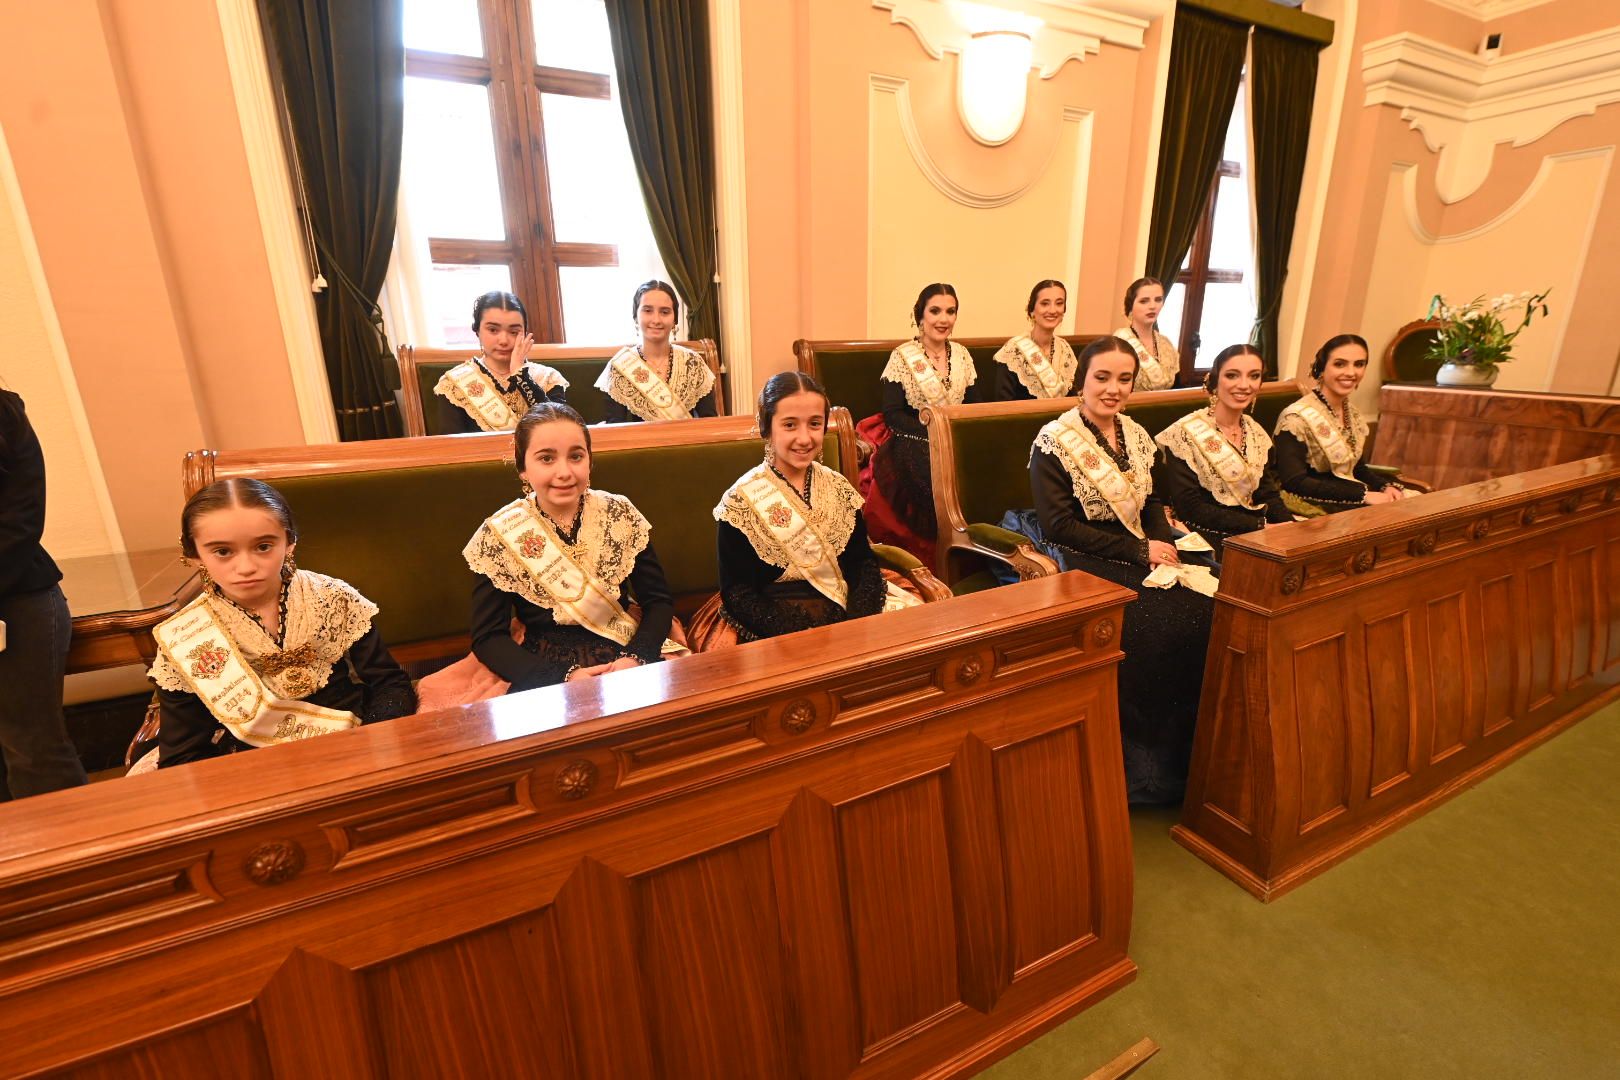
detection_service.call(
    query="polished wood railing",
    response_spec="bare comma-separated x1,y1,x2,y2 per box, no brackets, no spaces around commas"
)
0,575,1135,1078
1374,383,1620,490
1176,454,1620,900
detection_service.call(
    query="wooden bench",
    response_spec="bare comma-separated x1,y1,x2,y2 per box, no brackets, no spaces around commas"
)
181,410,941,670
1176,454,1620,899
794,335,1106,423
0,573,1136,1078
398,338,726,436
923,383,1302,587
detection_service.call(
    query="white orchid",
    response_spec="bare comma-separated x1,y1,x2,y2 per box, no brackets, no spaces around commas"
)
1424,288,1552,372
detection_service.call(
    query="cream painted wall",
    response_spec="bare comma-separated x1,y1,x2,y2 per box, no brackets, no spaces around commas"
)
867,81,1090,337
1357,150,1611,411
0,124,122,559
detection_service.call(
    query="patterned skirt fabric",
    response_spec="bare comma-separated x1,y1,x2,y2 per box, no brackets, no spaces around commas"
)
1005,509,1214,805
856,414,937,568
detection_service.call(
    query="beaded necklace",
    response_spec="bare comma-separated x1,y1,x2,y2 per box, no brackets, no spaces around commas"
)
768,462,813,506
1311,388,1359,453
215,574,292,649
1207,407,1247,455
1128,324,1159,362
1080,412,1132,473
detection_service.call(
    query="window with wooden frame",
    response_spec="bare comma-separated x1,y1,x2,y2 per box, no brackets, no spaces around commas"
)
402,0,669,348
1158,78,1257,380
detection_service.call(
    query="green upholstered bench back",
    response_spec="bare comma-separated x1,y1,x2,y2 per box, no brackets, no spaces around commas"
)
401,340,723,435
219,423,844,649
941,383,1299,531
796,335,1104,423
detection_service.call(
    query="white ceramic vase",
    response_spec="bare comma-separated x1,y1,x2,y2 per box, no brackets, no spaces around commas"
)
1435,362,1498,388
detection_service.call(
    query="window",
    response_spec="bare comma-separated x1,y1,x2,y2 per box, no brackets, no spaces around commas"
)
402,0,669,347
1158,80,1257,378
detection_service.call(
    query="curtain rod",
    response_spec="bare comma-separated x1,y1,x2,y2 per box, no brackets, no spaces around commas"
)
1179,0,1335,46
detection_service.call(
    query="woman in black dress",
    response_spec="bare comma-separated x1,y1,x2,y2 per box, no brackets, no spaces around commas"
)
1154,343,1292,556
1022,335,1215,803
991,279,1079,401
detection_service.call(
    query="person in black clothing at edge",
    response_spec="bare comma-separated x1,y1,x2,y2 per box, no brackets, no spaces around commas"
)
0,386,88,798
594,280,718,423
433,290,570,434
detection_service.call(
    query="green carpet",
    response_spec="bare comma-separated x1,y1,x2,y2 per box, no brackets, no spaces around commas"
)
984,704,1620,1079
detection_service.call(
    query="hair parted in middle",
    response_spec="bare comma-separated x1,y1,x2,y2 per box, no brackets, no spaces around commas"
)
1122,276,1164,317
632,280,682,324
513,402,592,473
471,291,527,333
1076,334,1140,384
1203,343,1264,392
179,478,298,559
910,282,959,328
756,371,829,436
1025,279,1066,316
1309,333,1370,379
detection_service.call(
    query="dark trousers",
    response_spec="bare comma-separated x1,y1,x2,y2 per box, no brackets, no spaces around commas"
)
0,585,87,798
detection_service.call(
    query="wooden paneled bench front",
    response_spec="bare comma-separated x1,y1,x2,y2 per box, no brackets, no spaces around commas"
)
0,573,1136,1079
398,338,725,435
794,335,1107,424
181,411,943,670
1176,454,1620,900
923,383,1301,588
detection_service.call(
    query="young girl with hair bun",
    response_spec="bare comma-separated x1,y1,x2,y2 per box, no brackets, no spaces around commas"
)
596,280,717,423
691,372,920,650
1114,277,1180,391
146,479,415,769
434,291,570,434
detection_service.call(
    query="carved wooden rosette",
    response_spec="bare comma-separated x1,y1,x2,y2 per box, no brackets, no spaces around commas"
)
245,841,305,886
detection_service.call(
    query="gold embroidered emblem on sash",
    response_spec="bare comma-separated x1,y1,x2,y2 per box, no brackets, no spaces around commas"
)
633,368,651,383
1203,436,1224,453
187,642,229,679
768,503,792,528
467,381,485,397
1081,450,1102,470
911,359,928,374
518,530,547,559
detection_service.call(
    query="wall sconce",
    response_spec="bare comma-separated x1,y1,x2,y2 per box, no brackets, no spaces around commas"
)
958,29,1034,145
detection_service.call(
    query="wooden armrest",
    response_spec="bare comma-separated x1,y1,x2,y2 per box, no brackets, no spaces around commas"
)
1366,464,1432,494
961,523,1059,580
871,543,952,603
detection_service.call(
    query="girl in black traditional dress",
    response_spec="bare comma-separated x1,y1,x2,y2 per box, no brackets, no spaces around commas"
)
595,280,717,423
433,291,569,433
991,279,1079,401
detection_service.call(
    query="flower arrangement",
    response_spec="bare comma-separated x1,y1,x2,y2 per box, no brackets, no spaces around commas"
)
1424,289,1551,373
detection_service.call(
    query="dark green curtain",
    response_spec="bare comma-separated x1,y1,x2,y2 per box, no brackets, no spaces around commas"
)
1145,6,1249,290
603,0,720,348
258,0,403,440
1249,26,1320,371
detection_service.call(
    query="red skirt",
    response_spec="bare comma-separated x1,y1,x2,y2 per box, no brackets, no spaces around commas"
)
856,413,937,569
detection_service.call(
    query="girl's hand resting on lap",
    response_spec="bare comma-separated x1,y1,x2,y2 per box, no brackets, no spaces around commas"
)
1147,540,1181,568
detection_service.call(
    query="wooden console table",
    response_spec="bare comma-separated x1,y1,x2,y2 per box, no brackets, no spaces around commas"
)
59,548,200,673
0,573,1136,1078
1373,383,1620,490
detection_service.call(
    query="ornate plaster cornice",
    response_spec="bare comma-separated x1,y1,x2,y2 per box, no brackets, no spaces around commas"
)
1421,0,1556,19
1362,26,1620,202
873,0,1171,77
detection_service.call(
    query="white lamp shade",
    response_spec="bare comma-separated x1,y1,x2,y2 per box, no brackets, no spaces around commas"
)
958,30,1034,146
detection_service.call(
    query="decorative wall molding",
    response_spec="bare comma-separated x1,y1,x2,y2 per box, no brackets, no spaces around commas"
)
1421,0,1556,19
873,0,1168,77
1397,146,1615,245
708,0,753,409
870,74,1092,208
1363,26,1620,203
216,0,337,444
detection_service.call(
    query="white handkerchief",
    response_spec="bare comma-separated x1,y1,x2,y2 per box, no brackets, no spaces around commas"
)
1175,532,1214,553
1142,563,1220,596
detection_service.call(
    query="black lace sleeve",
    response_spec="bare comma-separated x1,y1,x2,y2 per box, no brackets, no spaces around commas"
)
436,394,480,435
692,387,718,418
624,543,675,662
348,625,417,722
545,383,568,405
841,513,886,618
155,689,239,767
995,364,1034,403
880,379,925,438
1256,466,1294,523
599,397,637,424
717,521,823,638
1153,450,1267,539
1272,431,1368,506
1032,448,1150,565
470,575,563,685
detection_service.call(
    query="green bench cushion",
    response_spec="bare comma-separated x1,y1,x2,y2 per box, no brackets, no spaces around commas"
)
417,356,618,430
272,439,843,647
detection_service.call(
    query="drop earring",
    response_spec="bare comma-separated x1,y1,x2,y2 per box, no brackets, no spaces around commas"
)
282,551,298,581
764,443,777,466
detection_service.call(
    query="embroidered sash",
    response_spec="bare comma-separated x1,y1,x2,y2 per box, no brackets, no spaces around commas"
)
738,470,849,608
605,346,687,421
151,596,357,747
442,360,518,431
1005,335,1067,398
1181,413,1262,508
1119,328,1173,390
1048,412,1146,539
489,499,643,645
895,340,952,408
1292,397,1360,482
